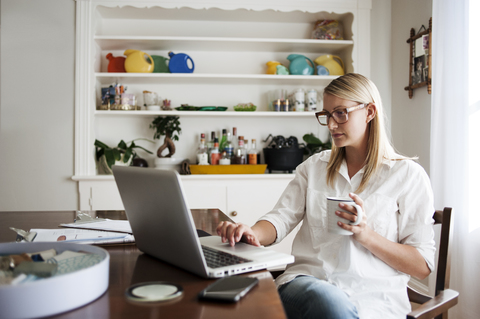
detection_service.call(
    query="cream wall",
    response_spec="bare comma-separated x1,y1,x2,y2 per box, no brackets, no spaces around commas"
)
391,0,433,173
0,0,77,210
0,0,423,210
370,0,393,129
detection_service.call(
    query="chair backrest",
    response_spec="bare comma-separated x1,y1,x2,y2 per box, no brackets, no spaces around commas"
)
433,207,454,296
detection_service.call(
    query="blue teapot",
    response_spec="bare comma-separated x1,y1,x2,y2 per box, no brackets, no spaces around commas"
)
168,52,195,73
287,54,314,75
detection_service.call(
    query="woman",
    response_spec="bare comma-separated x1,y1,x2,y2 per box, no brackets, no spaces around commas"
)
216,73,435,319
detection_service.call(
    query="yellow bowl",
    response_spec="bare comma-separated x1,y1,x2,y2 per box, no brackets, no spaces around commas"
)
190,164,267,174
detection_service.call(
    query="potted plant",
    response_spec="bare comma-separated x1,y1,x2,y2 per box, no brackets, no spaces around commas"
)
150,116,182,157
150,115,184,171
303,133,332,158
94,138,153,174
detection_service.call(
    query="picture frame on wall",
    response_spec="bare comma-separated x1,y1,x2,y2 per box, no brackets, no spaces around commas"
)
404,18,432,98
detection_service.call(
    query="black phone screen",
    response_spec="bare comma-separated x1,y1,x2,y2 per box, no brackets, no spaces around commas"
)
198,276,259,302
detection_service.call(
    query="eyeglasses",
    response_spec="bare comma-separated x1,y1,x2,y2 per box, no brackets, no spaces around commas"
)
315,103,366,126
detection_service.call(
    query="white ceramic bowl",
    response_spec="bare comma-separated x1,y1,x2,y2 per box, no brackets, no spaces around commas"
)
0,242,109,319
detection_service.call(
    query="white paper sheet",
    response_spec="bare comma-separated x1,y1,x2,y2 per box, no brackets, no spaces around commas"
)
59,219,133,234
30,228,134,244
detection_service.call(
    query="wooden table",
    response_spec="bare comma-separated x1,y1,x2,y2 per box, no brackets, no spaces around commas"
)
0,210,286,319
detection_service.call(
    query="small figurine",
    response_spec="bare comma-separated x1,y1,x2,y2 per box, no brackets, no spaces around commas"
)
276,65,290,75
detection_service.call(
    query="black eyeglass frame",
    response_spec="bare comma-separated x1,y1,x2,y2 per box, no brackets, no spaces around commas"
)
315,103,367,126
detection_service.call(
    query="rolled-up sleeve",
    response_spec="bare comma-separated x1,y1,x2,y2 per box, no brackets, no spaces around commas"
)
259,161,308,244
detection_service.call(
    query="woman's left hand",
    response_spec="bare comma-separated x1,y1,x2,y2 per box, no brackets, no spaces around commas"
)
336,193,370,243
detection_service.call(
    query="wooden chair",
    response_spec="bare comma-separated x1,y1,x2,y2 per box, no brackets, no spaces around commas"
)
407,207,459,319
270,207,459,319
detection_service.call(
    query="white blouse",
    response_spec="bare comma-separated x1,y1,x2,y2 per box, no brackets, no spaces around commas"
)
259,150,435,319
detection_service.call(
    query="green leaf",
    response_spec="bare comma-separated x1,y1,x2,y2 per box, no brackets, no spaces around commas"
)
104,149,116,168
112,149,121,161
303,133,322,145
123,148,132,163
117,140,127,150
94,139,110,149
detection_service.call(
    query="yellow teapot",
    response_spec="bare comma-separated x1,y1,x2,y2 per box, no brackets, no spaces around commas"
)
124,49,154,73
266,61,282,75
314,55,345,76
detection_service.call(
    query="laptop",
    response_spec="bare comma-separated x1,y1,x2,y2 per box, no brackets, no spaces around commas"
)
112,166,294,278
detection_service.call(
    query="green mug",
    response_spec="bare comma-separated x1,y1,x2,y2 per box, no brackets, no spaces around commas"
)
151,55,170,73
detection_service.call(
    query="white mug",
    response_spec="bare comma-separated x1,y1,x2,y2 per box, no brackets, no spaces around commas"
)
327,197,364,235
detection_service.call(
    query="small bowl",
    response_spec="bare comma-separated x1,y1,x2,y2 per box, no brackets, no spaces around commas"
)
233,103,257,112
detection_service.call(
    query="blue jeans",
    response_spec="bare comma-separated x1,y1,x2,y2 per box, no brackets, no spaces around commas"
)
278,276,359,319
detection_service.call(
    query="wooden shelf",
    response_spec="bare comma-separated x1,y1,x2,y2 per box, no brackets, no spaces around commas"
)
94,110,316,117
95,35,353,53
95,72,338,85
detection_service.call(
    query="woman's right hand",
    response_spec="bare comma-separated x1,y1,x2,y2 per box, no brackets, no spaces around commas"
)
216,221,261,247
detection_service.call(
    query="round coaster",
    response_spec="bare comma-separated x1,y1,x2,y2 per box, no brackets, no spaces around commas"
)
126,282,183,302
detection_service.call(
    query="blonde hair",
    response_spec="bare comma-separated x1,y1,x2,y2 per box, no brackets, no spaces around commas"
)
323,73,408,193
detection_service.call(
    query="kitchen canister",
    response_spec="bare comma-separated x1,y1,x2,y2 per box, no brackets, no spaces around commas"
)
294,89,305,112
306,89,318,111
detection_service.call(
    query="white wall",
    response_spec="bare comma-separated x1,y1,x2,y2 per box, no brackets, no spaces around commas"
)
0,0,424,210
0,0,77,210
391,0,433,173
370,0,392,131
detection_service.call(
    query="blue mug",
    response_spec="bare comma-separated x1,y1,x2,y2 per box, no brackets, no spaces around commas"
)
316,65,330,76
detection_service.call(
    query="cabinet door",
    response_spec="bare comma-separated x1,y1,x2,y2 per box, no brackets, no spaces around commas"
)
181,180,227,216
79,180,125,211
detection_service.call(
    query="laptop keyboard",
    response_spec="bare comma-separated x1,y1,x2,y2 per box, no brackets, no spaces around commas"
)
202,246,253,269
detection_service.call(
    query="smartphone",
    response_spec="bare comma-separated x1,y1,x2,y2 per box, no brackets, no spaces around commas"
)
198,276,259,302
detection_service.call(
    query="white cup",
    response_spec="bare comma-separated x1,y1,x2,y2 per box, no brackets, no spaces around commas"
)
143,92,159,106
327,197,364,235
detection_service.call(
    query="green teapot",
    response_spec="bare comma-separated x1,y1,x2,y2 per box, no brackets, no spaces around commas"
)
287,54,314,75
151,55,170,73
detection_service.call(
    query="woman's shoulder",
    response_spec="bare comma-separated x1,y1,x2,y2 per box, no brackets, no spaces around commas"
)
295,150,330,175
302,150,331,166
387,157,429,179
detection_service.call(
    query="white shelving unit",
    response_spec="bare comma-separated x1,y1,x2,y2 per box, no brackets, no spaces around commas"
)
95,110,315,117
94,36,354,52
73,1,371,249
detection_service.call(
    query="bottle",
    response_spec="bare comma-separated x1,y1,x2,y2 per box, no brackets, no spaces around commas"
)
232,136,246,164
224,131,234,159
219,129,228,152
196,133,209,165
232,127,238,151
244,139,250,163
248,139,258,165
219,151,231,165
207,131,215,159
210,138,221,165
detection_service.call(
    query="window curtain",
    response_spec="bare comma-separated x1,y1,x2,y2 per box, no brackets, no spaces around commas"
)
431,0,480,318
